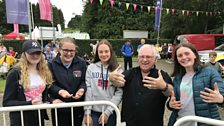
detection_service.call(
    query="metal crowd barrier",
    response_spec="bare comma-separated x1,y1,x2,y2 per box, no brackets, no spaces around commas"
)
0,101,126,126
174,116,224,126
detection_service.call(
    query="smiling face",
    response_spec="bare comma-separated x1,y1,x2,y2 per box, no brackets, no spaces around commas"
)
138,45,157,73
97,44,111,65
60,42,76,64
176,46,196,69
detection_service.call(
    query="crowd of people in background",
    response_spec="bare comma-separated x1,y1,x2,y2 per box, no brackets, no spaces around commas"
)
1,37,224,126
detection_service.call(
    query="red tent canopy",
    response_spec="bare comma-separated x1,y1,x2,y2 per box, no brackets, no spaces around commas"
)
3,32,25,40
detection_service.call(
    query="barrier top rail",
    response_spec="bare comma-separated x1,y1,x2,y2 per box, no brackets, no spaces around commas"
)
174,116,224,126
0,100,126,126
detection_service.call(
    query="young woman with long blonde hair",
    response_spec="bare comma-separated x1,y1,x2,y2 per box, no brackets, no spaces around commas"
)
3,40,54,126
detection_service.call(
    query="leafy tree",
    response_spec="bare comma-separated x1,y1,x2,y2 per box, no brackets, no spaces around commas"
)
68,15,82,29
80,0,154,39
80,0,224,39
0,0,13,34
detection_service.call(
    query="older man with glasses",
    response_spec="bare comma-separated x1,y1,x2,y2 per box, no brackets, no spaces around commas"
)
109,44,173,126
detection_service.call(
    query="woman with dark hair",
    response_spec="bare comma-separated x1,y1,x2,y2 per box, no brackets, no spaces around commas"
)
168,41,224,126
84,39,123,126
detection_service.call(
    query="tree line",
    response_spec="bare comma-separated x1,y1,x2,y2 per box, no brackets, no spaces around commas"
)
69,0,224,40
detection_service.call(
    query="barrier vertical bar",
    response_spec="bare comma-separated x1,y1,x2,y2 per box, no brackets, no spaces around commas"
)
55,108,58,126
38,109,42,126
20,111,24,126
102,105,105,126
3,112,6,126
71,107,74,126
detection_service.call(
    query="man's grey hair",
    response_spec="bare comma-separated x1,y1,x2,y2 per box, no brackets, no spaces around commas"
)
138,44,159,59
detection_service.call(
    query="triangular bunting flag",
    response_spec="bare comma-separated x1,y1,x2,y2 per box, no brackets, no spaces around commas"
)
126,3,130,10
166,9,169,14
140,6,143,11
110,0,114,8
99,0,103,5
147,6,151,13
196,11,199,16
118,2,122,8
210,12,213,16
172,9,175,15
133,4,137,11
182,10,185,15
90,0,93,4
187,10,190,16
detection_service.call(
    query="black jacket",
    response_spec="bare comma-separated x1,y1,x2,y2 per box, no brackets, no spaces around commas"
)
121,66,172,126
2,68,49,126
48,54,87,102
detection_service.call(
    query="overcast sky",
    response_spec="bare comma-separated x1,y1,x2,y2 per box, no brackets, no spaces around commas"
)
30,0,84,27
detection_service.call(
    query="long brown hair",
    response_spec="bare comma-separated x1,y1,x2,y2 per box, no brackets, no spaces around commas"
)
93,39,118,71
172,42,202,77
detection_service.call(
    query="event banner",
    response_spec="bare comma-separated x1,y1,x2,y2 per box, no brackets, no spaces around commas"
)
5,0,28,25
38,0,52,21
155,0,162,32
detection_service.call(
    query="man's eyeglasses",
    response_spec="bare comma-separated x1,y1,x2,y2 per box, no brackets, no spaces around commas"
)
138,55,155,60
61,49,76,54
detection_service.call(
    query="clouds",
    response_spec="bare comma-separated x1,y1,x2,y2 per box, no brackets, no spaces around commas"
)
30,0,84,27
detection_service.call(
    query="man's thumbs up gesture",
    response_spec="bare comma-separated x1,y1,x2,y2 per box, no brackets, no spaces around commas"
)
109,65,126,87
200,82,224,103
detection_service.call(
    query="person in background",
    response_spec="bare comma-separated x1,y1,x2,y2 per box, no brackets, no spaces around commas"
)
2,40,54,126
137,39,145,53
44,46,54,63
121,40,134,70
155,44,162,59
48,37,87,126
0,52,17,79
0,43,7,58
84,39,123,126
44,41,56,52
109,44,173,126
8,47,16,57
161,43,168,59
82,53,91,65
167,43,173,60
205,51,224,75
168,42,224,126
53,47,59,58
90,40,99,57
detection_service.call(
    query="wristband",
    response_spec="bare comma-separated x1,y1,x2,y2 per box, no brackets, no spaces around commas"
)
162,83,168,92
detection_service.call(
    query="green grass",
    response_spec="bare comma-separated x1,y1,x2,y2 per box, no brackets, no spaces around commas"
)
0,78,6,93
64,28,80,33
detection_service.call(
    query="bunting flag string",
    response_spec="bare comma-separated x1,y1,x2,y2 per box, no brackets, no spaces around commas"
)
90,0,222,17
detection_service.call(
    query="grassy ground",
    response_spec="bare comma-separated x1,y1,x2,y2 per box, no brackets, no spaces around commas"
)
0,78,5,93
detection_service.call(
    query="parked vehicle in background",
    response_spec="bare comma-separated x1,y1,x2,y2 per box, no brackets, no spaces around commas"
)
173,34,224,51
198,44,224,64
198,44,224,77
